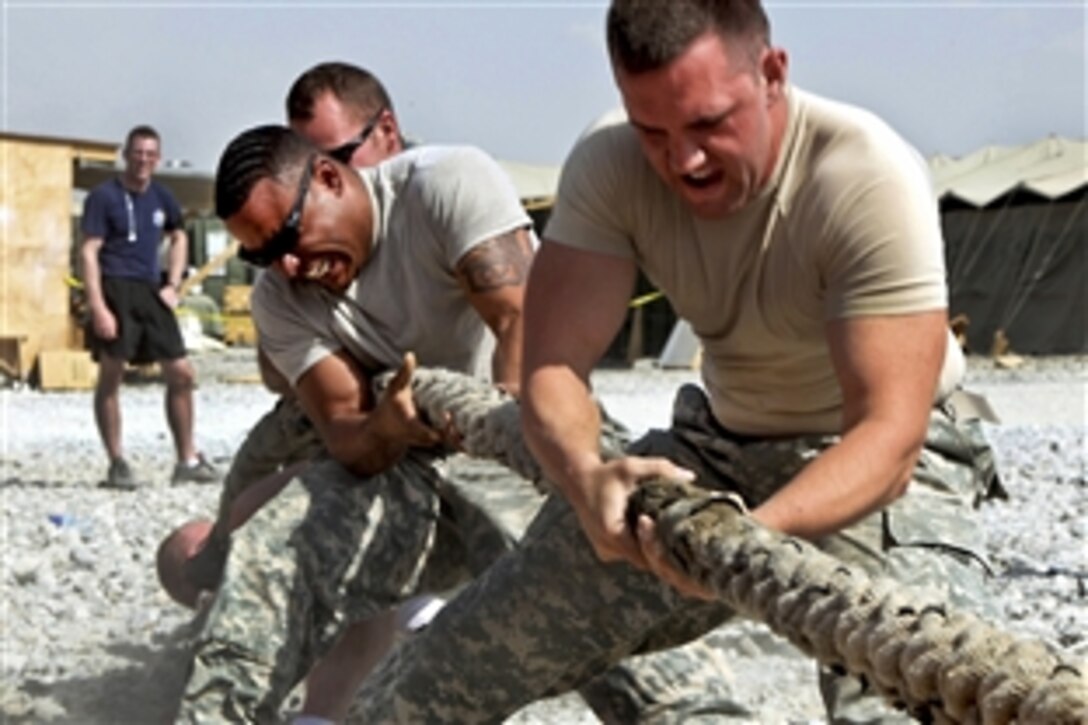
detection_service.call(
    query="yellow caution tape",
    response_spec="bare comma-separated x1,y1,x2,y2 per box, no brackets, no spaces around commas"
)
175,307,228,324
629,290,664,308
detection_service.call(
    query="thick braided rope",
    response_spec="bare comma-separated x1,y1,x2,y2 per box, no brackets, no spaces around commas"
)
630,480,1088,725
379,367,1088,724
392,367,546,486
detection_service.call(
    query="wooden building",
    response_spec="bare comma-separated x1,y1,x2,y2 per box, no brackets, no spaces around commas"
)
0,131,117,384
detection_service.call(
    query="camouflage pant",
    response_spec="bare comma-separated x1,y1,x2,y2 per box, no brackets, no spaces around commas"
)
215,397,322,528
183,397,322,589
352,384,1002,724
179,397,748,723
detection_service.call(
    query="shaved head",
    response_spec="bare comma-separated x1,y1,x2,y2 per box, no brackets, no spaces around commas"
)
156,519,214,608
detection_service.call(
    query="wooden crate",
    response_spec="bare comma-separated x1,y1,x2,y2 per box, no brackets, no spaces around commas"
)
222,313,257,346
37,349,97,390
222,284,253,314
0,334,29,381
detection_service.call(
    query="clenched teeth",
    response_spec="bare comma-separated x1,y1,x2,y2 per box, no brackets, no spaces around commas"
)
304,259,331,279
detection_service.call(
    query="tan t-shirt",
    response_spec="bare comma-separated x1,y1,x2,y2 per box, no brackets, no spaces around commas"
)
253,145,533,386
546,88,963,435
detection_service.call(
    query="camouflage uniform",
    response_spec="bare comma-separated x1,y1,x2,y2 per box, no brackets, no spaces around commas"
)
352,384,1003,723
179,400,749,723
182,395,322,591
214,396,321,527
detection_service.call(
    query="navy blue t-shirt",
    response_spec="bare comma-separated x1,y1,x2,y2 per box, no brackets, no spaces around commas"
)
81,178,184,283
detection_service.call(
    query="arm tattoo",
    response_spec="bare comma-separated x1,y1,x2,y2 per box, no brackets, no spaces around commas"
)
456,228,533,293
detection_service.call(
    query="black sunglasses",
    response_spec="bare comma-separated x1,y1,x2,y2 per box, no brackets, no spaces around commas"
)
238,155,315,268
327,107,385,164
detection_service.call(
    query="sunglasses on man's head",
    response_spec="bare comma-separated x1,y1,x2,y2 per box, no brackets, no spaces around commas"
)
327,107,386,164
238,155,315,268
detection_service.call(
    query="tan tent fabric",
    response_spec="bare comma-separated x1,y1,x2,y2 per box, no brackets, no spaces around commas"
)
933,136,1086,354
496,160,559,205
929,136,1087,207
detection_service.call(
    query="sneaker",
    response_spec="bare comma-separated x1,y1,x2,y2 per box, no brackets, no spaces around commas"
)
102,457,139,491
172,454,220,485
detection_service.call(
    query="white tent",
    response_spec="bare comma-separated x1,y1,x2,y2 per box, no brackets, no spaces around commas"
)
658,320,701,369
497,160,560,206
929,136,1087,206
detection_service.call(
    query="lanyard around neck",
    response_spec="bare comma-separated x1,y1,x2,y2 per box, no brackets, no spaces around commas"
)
124,191,137,243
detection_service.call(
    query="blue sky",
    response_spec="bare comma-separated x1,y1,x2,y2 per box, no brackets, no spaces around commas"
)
2,1,1084,173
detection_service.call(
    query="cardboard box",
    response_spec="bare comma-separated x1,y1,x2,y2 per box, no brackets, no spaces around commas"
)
37,349,98,391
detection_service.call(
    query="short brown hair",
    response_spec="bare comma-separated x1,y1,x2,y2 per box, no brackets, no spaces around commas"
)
124,124,161,152
606,0,770,74
286,61,394,123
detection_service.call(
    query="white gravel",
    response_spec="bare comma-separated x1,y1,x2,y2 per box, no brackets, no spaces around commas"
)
1,350,1084,724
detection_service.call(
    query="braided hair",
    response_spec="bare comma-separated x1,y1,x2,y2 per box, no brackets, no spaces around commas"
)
214,125,315,220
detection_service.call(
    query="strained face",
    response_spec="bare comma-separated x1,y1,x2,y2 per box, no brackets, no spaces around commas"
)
234,156,314,268
227,158,363,294
617,32,784,219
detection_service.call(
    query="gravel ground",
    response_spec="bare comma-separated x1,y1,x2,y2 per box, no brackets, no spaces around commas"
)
1,350,1084,724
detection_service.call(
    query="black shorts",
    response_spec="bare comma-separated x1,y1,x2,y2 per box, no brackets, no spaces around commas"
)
88,277,186,364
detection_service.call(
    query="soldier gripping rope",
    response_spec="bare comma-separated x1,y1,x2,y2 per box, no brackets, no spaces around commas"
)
173,116,747,723
369,365,1088,724
342,1,1065,723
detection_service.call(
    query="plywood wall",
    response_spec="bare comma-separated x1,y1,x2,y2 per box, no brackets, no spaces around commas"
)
0,139,77,374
